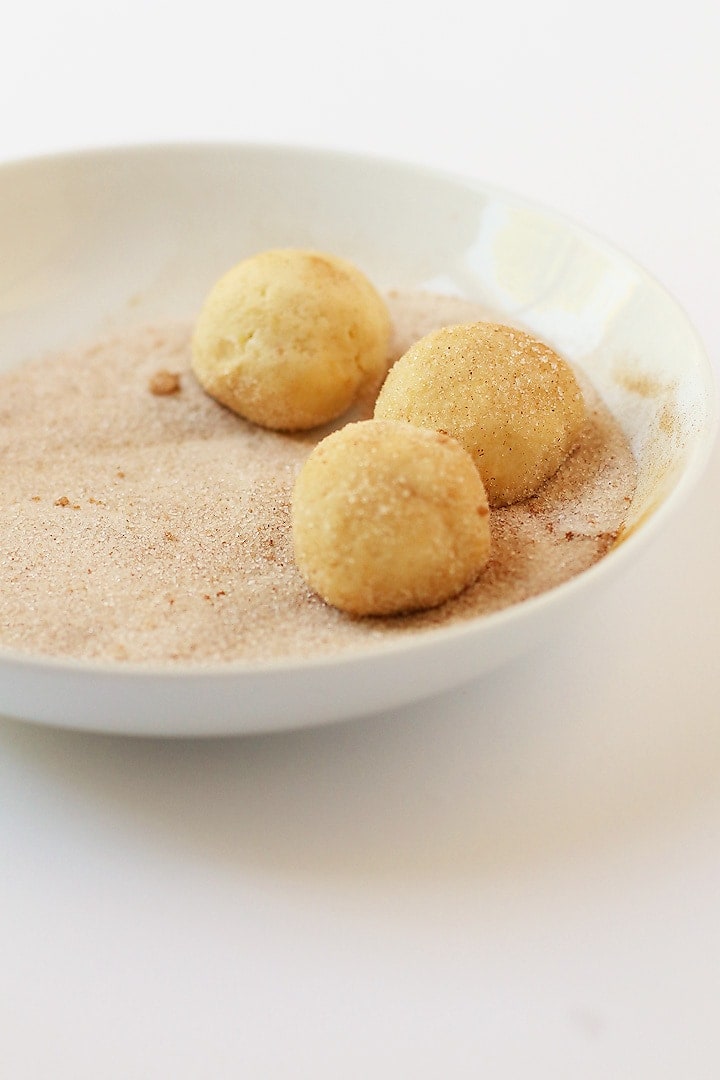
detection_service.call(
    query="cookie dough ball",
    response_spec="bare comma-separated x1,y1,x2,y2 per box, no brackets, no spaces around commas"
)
375,322,586,506
191,249,391,431
292,420,491,616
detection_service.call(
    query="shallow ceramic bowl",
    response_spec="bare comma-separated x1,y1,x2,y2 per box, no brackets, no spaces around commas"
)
0,143,716,735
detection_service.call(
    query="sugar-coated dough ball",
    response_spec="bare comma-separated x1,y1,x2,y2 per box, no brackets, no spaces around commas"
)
292,420,491,616
191,249,391,431
374,322,586,507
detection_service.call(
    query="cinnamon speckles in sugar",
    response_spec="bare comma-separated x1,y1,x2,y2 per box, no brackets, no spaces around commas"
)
0,293,637,666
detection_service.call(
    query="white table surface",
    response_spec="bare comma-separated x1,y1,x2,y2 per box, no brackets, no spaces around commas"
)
1,1,719,1076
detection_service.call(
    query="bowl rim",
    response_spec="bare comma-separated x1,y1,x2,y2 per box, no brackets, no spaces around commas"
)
0,139,717,680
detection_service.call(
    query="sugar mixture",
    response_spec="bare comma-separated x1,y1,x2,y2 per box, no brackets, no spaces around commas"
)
0,292,636,665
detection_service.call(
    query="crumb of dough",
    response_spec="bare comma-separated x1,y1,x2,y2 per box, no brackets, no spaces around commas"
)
149,370,181,395
375,321,586,506
292,420,490,616
191,249,391,431
0,291,636,665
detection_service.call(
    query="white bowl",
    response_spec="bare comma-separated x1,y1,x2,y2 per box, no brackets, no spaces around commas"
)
0,143,716,736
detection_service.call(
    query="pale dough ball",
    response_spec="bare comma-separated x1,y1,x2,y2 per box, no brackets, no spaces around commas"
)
191,249,391,431
292,420,491,616
374,322,586,507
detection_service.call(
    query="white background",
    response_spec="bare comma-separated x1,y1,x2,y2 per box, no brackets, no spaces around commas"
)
1,1,719,1077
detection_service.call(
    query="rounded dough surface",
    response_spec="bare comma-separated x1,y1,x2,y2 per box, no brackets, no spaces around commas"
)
374,321,586,506
192,249,391,431
292,420,491,616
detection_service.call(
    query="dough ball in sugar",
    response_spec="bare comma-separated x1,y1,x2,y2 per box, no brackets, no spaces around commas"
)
374,321,586,507
292,420,491,616
191,249,391,431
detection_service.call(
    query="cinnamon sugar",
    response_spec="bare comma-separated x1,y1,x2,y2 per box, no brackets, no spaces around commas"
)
0,292,637,665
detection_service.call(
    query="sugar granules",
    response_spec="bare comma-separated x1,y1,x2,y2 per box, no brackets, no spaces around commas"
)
0,292,636,665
